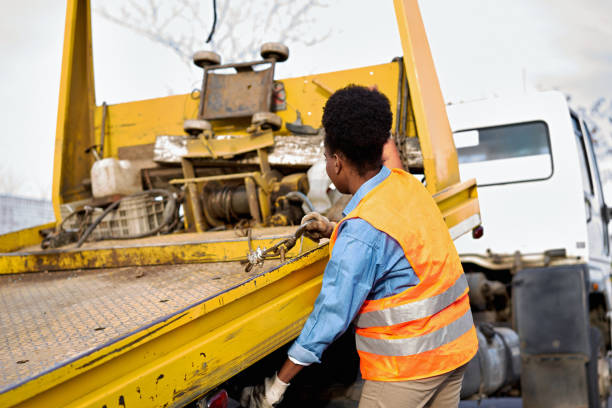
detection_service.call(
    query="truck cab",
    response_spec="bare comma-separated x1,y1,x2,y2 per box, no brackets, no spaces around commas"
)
448,91,612,407
450,91,612,312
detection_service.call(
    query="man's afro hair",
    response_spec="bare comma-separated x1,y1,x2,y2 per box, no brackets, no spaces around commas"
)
322,85,392,173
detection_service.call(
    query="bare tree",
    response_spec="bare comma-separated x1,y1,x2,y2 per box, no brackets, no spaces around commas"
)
96,0,331,67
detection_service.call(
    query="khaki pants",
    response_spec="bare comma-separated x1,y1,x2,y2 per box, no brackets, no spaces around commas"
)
358,364,467,408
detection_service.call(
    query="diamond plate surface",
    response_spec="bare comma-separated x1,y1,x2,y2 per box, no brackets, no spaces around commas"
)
0,261,273,392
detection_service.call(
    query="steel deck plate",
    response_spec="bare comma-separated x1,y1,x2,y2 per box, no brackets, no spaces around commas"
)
0,260,278,392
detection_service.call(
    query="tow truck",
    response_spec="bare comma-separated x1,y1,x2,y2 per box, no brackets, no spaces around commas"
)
0,0,481,407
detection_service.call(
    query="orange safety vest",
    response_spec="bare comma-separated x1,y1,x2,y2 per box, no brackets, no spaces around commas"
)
329,168,478,381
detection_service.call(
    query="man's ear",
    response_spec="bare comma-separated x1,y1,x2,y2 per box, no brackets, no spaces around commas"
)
333,152,343,175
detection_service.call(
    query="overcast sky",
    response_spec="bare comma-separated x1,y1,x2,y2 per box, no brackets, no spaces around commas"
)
1,0,611,199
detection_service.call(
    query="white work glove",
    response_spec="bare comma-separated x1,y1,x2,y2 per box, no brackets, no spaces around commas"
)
301,212,336,241
240,374,290,408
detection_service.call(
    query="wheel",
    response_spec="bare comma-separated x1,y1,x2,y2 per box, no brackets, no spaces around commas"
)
587,326,610,408
260,42,289,62
251,112,282,131
193,50,221,68
183,119,212,136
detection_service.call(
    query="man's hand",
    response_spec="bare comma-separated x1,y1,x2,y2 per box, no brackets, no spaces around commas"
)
240,374,289,408
301,212,336,241
382,136,404,170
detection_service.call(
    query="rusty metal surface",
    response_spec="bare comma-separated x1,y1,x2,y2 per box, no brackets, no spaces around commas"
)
153,135,187,163
201,65,274,120
398,137,424,171
153,134,325,166
264,134,323,166
0,259,280,392
153,131,419,169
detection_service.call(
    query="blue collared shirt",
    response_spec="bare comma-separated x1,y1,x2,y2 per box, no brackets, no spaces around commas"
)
287,166,419,365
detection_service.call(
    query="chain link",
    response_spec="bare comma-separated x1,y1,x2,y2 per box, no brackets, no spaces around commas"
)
244,220,315,272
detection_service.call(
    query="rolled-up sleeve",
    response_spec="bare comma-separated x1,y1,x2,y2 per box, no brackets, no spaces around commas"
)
287,221,379,365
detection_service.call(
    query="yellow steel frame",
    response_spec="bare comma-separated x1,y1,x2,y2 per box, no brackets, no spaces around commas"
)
88,63,401,162
393,0,460,194
0,235,318,275
433,178,480,238
50,0,466,217
52,0,96,222
0,222,55,253
0,247,329,408
183,131,276,159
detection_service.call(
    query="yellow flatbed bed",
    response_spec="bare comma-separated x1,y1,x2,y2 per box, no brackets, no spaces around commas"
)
0,259,265,392
0,228,325,407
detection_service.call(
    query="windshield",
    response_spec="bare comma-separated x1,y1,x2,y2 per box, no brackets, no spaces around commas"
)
453,121,552,186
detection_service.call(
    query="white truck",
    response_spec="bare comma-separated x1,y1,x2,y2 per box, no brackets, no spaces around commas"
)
448,91,612,407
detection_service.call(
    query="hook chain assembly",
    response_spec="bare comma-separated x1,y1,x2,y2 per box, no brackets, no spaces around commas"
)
244,220,315,272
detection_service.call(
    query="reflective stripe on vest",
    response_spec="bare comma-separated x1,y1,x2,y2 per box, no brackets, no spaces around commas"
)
356,306,474,356
356,274,469,328
330,169,478,381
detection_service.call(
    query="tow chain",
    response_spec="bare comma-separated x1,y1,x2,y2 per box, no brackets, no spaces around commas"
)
244,220,315,272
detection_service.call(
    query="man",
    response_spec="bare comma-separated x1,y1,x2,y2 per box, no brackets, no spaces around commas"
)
241,85,477,408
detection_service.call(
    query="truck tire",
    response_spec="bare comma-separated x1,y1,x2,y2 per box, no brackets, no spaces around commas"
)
588,326,610,408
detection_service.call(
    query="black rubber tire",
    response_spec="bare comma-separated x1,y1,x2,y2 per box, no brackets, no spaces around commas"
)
260,42,289,62
193,50,221,68
588,326,610,408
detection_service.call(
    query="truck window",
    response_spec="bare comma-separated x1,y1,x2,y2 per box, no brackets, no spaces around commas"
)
453,121,552,186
